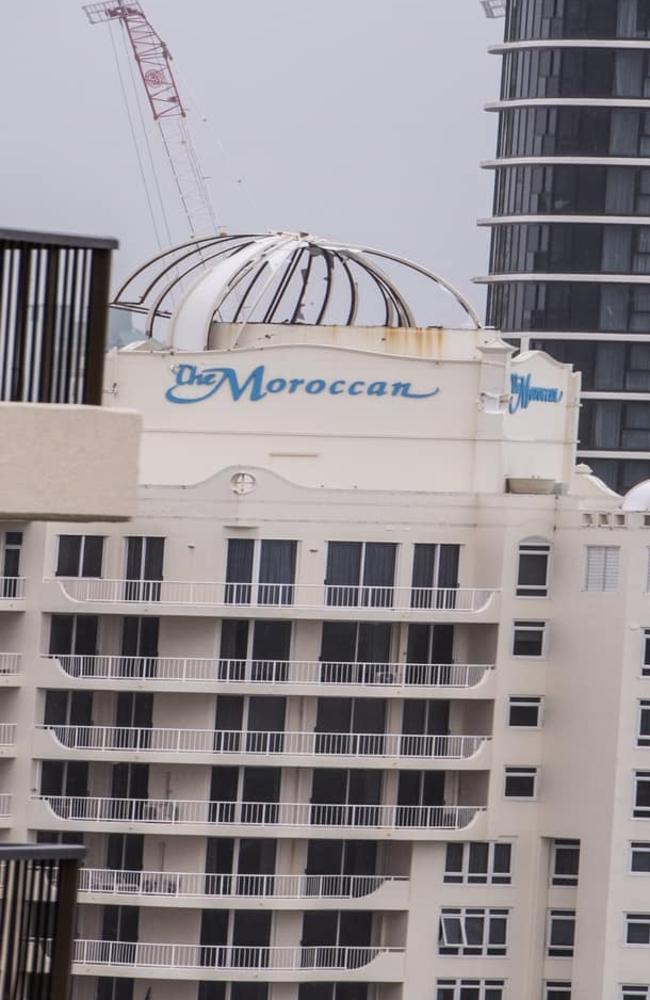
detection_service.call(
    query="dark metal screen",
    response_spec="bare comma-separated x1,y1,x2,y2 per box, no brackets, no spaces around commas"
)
0,229,117,406
0,844,84,1000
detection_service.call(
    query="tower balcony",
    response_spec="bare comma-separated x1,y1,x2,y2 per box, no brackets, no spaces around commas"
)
72,940,406,982
32,796,486,841
77,869,410,910
47,578,499,623
35,725,490,770
41,655,496,699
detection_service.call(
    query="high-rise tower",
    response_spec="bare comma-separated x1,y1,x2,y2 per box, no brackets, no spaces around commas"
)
479,0,650,492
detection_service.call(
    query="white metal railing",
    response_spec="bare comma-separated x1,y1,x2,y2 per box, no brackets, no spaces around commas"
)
73,939,403,970
0,724,16,746
37,796,482,830
0,794,12,817
78,868,407,900
0,653,21,676
0,578,25,600
53,577,496,613
47,655,493,690
43,725,486,760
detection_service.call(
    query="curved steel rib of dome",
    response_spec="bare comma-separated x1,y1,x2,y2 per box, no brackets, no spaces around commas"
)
112,232,481,348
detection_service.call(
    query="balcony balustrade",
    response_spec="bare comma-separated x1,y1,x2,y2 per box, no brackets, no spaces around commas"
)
52,577,496,616
46,655,494,692
0,653,21,680
0,578,25,601
41,724,487,763
78,868,407,902
36,795,483,834
73,939,404,974
0,724,16,747
0,794,12,817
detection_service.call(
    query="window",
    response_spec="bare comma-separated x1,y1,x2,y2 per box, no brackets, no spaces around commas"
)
435,982,505,1000
634,772,650,818
584,546,620,592
631,843,650,874
226,539,297,606
547,910,575,957
550,840,580,887
508,696,542,728
124,536,165,601
411,543,460,608
639,629,650,680
639,702,650,747
516,540,550,596
56,535,104,577
444,842,512,885
512,620,545,657
325,541,396,608
626,913,650,945
504,767,537,799
1,531,22,597
438,908,508,957
622,988,650,1000
545,985,572,1000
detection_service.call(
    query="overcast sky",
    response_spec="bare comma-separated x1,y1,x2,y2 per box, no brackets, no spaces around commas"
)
1,1,502,317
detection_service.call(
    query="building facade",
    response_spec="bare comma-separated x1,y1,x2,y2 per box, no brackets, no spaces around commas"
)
479,0,650,493
3,234,650,1000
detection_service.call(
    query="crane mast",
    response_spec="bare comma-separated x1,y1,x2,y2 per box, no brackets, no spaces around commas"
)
83,0,219,239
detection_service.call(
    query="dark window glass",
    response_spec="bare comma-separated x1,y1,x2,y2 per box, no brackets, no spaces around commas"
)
504,768,537,798
512,621,545,656
552,840,580,886
508,697,542,727
631,842,650,873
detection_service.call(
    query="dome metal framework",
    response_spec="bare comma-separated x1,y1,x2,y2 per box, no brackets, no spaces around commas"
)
112,232,481,348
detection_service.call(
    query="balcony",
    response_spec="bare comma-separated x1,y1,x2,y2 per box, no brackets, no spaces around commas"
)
48,578,499,622
33,796,485,841
37,725,490,769
0,724,17,756
0,578,26,609
77,869,410,910
0,794,12,826
43,655,495,699
72,940,405,982
0,653,21,685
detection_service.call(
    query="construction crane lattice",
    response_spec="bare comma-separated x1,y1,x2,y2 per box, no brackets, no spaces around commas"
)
83,0,218,239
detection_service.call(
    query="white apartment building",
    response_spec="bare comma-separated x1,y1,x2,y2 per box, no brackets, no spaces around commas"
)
2,234,649,1000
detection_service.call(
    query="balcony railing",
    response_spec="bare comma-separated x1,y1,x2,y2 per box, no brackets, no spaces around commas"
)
47,655,493,690
0,578,26,600
0,724,16,746
42,725,487,761
37,796,482,831
53,578,496,613
73,939,402,971
0,653,21,676
78,868,406,900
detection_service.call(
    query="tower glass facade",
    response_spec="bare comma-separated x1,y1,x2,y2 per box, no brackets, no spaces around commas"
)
484,0,650,491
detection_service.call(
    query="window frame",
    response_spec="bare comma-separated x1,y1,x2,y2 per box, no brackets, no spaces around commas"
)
55,534,104,579
443,841,513,886
638,701,650,748
504,766,538,800
642,629,650,677
438,907,509,957
634,771,650,819
625,912,650,947
547,909,576,958
544,984,572,1000
515,539,551,598
621,987,650,1000
550,839,580,887
630,842,650,875
435,981,506,1000
584,545,620,593
512,620,547,658
508,695,543,729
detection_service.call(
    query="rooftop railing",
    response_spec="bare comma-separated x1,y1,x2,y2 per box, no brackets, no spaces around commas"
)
47,655,493,690
42,725,487,761
0,228,116,406
37,796,482,831
0,843,85,1000
78,868,407,901
53,578,497,614
73,939,403,971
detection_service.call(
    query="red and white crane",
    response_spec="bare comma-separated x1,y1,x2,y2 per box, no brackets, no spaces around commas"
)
83,0,219,240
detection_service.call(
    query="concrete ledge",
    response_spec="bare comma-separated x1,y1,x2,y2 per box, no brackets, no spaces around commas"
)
0,403,141,521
